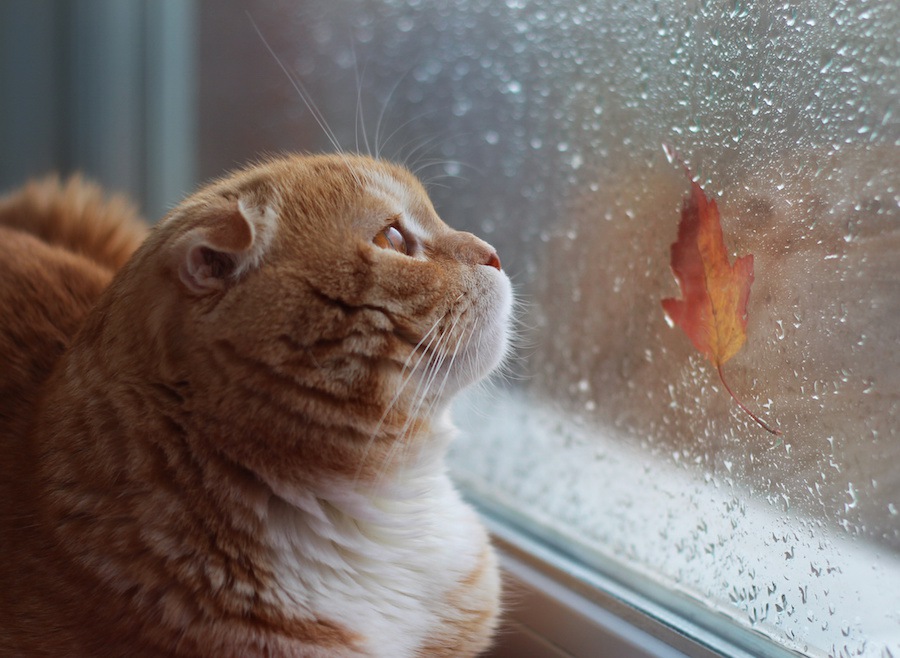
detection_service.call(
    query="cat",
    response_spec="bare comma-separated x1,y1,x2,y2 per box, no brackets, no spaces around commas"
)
0,154,512,657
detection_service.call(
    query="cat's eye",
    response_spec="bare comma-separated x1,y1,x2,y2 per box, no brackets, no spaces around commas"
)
373,226,408,255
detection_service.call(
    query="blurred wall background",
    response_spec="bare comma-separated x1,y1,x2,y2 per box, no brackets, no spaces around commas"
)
0,0,196,221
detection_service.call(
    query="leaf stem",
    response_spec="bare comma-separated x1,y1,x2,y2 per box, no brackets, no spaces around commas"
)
716,363,782,436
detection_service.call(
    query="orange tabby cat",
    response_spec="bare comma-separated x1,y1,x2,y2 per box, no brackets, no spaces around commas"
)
0,154,511,657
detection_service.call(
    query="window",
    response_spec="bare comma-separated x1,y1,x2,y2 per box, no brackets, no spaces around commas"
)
209,1,900,655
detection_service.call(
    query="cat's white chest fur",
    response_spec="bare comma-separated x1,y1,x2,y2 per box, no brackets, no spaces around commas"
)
261,418,496,657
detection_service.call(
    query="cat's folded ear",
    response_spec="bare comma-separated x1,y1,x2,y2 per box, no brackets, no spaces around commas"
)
171,196,278,295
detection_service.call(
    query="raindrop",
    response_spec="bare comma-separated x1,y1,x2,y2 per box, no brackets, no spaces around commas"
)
452,98,472,117
662,143,677,163
845,483,859,511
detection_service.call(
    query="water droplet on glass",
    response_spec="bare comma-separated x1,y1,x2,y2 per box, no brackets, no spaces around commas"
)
845,483,859,511
662,143,677,163
505,80,522,94
452,98,472,117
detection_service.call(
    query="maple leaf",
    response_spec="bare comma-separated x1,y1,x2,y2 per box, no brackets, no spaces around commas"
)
662,175,781,436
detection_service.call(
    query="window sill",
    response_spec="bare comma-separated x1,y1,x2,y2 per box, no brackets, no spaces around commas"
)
452,392,899,658
478,505,806,658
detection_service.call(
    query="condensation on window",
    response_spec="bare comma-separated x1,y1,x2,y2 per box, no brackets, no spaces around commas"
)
200,1,900,655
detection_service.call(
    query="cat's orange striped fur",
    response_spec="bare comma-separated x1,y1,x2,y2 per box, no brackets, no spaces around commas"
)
0,155,511,657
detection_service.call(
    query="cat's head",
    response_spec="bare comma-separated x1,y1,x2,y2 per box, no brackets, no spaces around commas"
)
101,154,512,482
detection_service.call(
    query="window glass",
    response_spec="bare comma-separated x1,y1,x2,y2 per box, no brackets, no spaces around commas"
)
199,1,900,655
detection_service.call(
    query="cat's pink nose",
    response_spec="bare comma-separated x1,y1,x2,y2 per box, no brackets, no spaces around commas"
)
442,232,503,270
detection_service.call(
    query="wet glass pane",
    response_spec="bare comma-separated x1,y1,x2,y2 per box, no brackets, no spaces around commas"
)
199,1,900,654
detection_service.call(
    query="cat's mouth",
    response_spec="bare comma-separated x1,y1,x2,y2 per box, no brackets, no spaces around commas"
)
405,273,513,399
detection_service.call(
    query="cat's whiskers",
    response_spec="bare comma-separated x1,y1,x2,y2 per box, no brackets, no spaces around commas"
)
390,327,452,445
399,313,479,476
374,311,470,485
352,316,445,484
400,341,453,441
429,317,478,417
373,66,416,161
416,172,461,191
376,110,440,165
370,317,455,484
394,319,478,475
350,39,372,157
369,294,464,461
397,133,452,177
409,296,471,417
409,314,462,415
249,16,364,189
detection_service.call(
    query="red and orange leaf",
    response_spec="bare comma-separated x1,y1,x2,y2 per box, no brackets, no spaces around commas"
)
662,177,781,436
661,180,754,367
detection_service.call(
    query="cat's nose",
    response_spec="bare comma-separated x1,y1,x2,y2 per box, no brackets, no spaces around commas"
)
444,232,502,270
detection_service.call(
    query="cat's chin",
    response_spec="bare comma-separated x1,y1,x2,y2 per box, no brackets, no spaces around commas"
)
444,269,514,398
